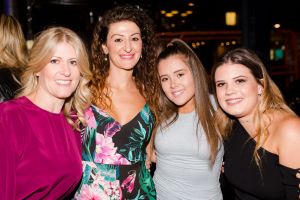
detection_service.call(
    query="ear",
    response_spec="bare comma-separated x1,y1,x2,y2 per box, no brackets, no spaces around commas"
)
102,44,108,55
258,80,264,95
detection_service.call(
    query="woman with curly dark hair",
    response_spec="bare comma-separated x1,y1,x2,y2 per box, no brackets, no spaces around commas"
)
74,5,158,199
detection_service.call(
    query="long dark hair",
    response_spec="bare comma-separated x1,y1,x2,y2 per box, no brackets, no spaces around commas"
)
155,39,222,164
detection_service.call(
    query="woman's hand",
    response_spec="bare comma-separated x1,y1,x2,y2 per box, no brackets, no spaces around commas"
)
145,144,156,171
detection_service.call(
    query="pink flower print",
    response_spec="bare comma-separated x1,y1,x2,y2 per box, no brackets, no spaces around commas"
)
76,184,104,200
104,181,123,200
95,134,117,163
121,171,136,193
94,134,131,165
104,122,121,137
85,108,97,129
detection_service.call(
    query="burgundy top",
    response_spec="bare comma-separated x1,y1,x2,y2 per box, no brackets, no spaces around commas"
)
0,96,82,200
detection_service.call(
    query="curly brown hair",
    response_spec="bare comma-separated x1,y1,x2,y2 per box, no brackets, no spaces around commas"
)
90,5,159,117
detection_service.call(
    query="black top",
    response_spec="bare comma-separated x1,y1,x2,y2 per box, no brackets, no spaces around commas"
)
224,121,299,200
0,68,21,102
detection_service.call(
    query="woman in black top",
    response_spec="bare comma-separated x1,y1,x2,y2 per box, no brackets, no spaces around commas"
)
211,48,300,199
0,14,27,102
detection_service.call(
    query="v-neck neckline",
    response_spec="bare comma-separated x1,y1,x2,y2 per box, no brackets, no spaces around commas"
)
91,103,147,127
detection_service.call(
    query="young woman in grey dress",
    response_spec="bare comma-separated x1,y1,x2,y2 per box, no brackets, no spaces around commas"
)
150,39,224,200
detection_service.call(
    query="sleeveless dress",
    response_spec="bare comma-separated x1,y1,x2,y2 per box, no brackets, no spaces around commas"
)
224,121,300,200
75,104,156,200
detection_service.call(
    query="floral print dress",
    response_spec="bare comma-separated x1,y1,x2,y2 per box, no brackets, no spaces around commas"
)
75,104,156,200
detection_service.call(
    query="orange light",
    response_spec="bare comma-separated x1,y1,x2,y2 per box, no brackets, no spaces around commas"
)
225,12,236,26
165,13,174,17
171,10,179,14
181,13,188,17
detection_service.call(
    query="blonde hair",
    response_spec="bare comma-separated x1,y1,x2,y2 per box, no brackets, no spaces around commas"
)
19,26,92,129
211,48,294,166
155,38,222,164
0,14,27,74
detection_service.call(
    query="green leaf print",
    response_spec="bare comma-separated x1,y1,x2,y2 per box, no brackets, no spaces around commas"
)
140,105,150,124
82,127,96,162
119,121,147,163
138,163,156,199
92,106,113,128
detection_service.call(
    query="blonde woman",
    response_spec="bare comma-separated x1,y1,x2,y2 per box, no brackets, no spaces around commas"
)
212,48,300,199
0,14,27,102
0,27,91,199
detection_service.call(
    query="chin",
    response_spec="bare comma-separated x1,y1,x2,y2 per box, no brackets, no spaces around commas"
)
55,92,74,100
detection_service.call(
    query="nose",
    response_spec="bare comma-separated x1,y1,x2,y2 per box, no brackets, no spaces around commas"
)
170,78,178,88
61,62,71,77
123,39,132,53
225,83,235,95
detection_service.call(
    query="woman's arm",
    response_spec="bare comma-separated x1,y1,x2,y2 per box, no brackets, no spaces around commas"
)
277,116,300,199
145,143,156,170
0,110,17,200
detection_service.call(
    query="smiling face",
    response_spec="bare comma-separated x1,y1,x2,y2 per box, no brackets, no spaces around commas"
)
158,54,195,113
35,42,81,104
214,63,263,121
102,20,142,71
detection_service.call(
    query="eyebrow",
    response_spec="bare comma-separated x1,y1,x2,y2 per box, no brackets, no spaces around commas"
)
215,75,248,82
51,56,77,60
159,69,186,77
110,32,141,38
173,69,186,74
233,75,248,79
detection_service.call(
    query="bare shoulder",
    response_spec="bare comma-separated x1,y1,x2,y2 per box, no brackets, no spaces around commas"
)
276,114,300,141
274,113,300,168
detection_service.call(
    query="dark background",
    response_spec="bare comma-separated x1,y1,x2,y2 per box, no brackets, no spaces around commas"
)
1,0,300,111
1,0,300,198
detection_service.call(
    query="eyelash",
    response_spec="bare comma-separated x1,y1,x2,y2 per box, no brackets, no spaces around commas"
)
216,82,224,87
177,73,184,78
216,79,246,87
236,79,246,84
114,37,140,43
70,60,77,65
50,59,59,64
161,77,168,82
50,59,77,66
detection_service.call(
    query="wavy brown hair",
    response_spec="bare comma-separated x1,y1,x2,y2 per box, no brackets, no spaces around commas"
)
154,38,222,164
90,5,159,117
211,48,294,166
19,27,92,130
